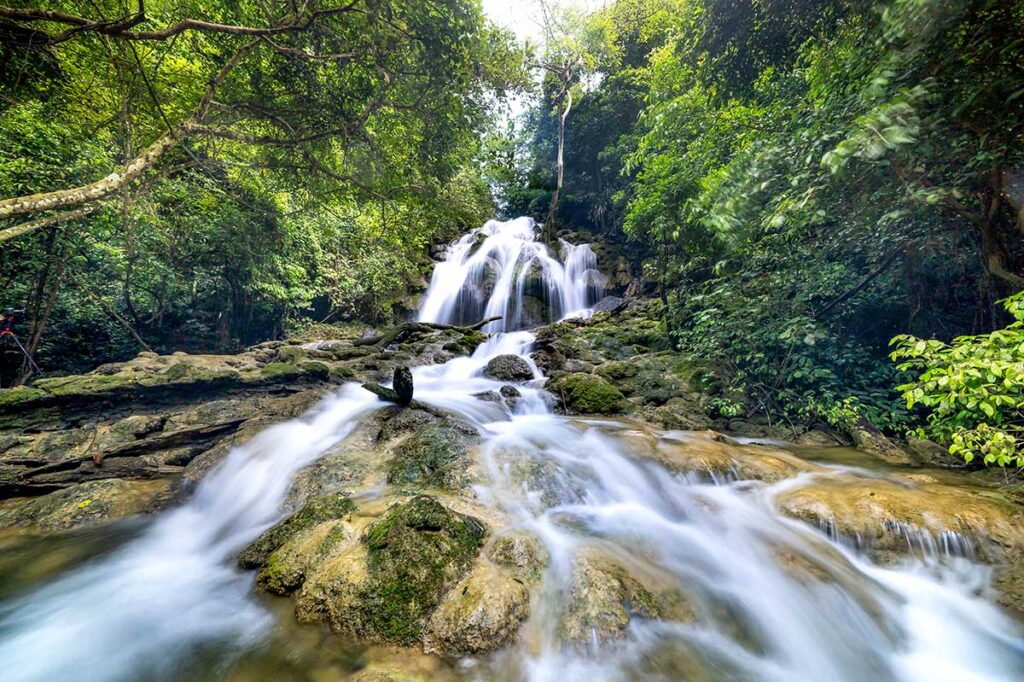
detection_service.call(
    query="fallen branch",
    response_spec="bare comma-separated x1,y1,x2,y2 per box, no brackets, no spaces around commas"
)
353,316,501,347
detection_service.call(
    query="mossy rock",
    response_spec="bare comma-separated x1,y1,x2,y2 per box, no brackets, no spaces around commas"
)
386,425,471,489
356,496,485,645
258,520,350,595
560,553,661,645
239,493,356,569
547,373,626,414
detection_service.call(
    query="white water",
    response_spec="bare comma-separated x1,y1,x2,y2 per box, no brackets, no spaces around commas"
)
0,217,1022,681
418,217,604,331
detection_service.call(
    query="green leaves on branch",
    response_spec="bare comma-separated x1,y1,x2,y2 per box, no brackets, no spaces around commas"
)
891,293,1024,468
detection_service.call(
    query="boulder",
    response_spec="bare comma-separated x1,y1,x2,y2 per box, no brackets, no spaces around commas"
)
0,478,172,531
483,354,534,382
546,373,625,414
776,474,1024,561
385,424,474,489
423,561,530,655
296,495,485,647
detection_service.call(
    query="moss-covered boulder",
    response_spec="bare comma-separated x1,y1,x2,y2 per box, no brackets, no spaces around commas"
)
385,425,473,489
239,493,356,569
546,373,626,414
296,495,486,647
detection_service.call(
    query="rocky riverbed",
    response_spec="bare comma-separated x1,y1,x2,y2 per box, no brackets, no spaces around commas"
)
1,299,1022,681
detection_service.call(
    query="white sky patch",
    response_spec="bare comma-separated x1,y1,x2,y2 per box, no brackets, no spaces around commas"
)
482,0,605,44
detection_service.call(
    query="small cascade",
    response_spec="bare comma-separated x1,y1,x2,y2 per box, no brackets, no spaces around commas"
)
418,217,604,332
1,217,1022,682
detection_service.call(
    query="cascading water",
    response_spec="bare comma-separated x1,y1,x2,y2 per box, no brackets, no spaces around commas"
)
0,217,1022,681
418,217,605,332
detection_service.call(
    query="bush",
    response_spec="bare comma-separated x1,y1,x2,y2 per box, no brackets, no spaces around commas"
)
891,293,1024,467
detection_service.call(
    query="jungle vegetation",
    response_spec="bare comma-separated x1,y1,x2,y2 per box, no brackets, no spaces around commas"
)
504,0,1024,466
2,0,1023,466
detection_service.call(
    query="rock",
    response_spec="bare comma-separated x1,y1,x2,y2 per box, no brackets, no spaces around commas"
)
795,428,842,447
848,418,912,464
0,478,172,531
473,390,502,403
488,531,548,580
257,519,350,595
561,553,660,644
483,354,534,382
393,367,414,406
296,496,485,646
386,424,474,489
546,373,626,414
906,436,956,466
499,385,520,399
239,493,357,569
652,431,812,483
776,474,1024,561
592,296,624,313
423,561,530,655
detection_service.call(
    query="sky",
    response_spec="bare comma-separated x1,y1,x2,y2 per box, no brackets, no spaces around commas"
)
481,0,605,44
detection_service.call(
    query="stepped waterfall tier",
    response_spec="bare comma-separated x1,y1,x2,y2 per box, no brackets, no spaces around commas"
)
0,219,1022,682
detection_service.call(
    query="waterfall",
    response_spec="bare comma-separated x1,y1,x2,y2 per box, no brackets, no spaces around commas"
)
0,218,1022,682
418,217,604,332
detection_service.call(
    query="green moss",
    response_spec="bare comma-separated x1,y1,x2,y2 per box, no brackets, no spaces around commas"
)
386,425,469,489
255,362,305,381
0,386,47,408
548,373,626,414
240,493,356,568
358,496,485,645
257,522,348,594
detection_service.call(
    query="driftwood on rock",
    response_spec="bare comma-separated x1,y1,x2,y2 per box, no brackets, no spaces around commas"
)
353,316,501,347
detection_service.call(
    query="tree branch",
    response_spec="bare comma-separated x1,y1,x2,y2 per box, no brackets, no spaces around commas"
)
0,1,364,46
0,205,103,244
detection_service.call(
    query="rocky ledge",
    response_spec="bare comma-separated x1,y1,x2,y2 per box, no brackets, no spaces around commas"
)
0,320,486,524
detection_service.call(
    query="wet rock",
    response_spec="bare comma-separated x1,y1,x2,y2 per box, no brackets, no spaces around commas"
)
386,424,474,489
483,354,534,382
239,493,357,569
296,496,485,647
561,553,660,644
473,390,502,403
488,531,548,580
423,560,530,655
393,367,414,406
776,474,1024,561
546,373,625,414
499,385,521,399
258,519,350,595
651,431,812,483
592,296,624,313
0,478,172,531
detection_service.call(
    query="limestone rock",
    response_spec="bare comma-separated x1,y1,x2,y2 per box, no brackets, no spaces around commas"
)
423,560,530,655
483,354,534,382
546,373,625,414
776,474,1024,560
0,478,172,531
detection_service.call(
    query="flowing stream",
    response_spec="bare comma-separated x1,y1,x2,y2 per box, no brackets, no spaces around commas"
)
1,218,1022,681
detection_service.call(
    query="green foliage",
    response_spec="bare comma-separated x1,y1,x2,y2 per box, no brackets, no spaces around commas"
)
514,0,1023,436
892,294,1024,468
0,0,523,383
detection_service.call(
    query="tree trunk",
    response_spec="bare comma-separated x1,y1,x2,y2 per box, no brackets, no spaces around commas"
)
545,88,572,241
